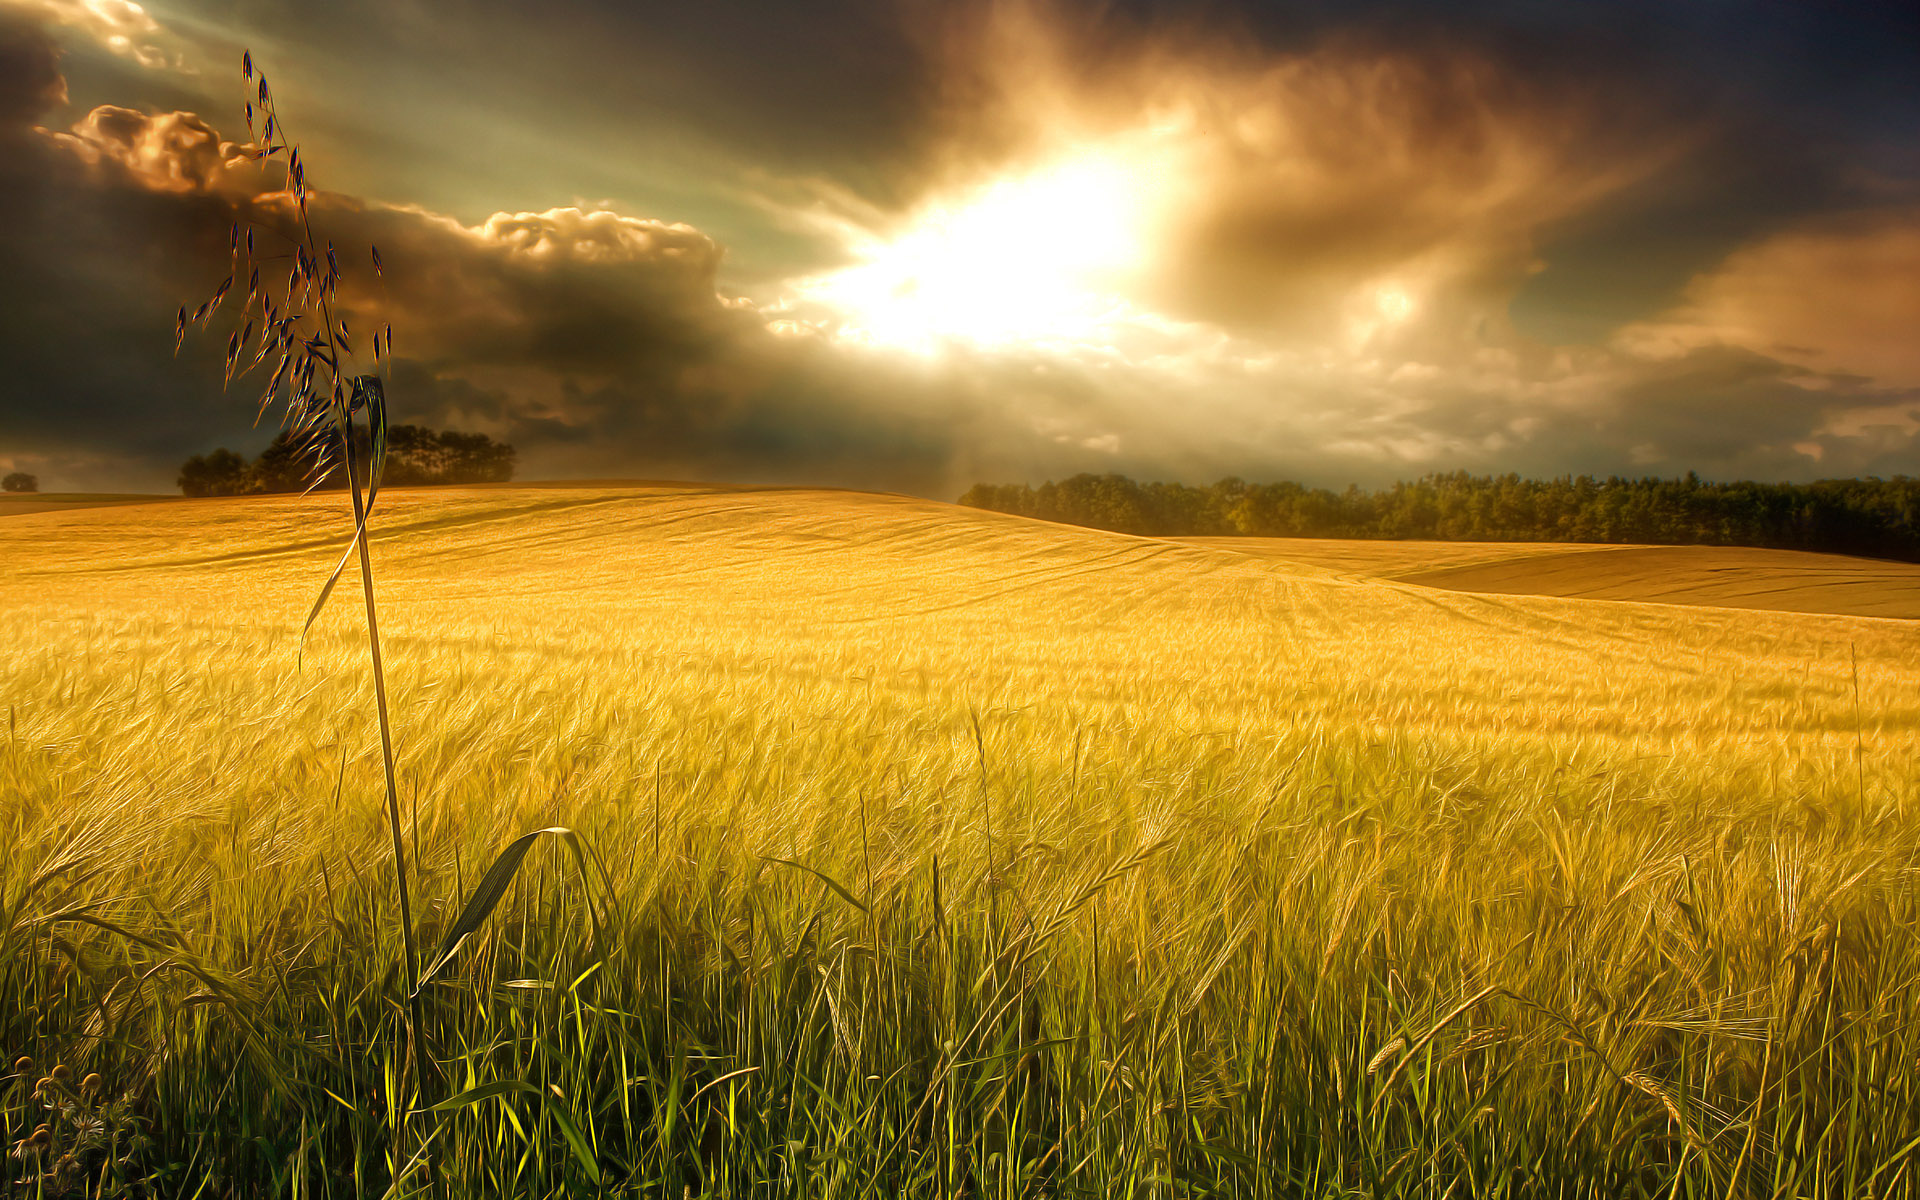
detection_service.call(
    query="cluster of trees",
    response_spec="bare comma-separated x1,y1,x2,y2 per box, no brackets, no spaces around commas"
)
960,471,1920,561
2,472,36,493
179,425,516,497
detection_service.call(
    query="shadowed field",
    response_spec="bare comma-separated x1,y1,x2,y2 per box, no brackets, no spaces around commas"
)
1399,544,1920,619
2,485,1917,1196
1184,534,1920,619
0,492,168,517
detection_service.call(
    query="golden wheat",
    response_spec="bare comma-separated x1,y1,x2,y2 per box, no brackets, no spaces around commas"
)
2,484,1917,1195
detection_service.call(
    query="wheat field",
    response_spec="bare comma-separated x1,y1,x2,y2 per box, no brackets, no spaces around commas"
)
3,484,1918,1197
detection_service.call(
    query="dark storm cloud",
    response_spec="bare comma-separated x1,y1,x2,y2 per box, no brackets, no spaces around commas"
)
0,11,247,484
1118,45,1669,340
148,0,1920,293
946,0,1920,345
3,0,1920,494
0,24,1023,494
0,9,63,123
1606,350,1849,466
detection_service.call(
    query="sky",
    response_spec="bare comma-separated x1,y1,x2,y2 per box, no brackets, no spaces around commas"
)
1,0,1917,496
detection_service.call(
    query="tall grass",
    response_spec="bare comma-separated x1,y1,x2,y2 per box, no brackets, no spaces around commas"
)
150,53,572,1190
2,484,1918,1196
180,51,446,1173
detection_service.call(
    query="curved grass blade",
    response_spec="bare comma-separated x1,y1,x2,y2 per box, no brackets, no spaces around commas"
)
298,412,360,656
299,380,389,655
420,1077,598,1183
413,826,603,996
427,1079,531,1113
760,855,869,913
545,1099,602,1185
355,374,387,509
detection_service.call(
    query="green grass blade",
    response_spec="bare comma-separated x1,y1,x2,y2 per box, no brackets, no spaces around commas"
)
414,826,584,995
546,1097,602,1185
760,855,869,913
353,374,387,508
427,1079,534,1114
298,386,387,652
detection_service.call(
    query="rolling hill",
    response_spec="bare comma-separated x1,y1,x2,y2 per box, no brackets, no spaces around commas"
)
4,483,1912,752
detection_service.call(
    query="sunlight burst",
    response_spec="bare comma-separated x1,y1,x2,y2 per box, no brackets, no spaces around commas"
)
804,150,1163,351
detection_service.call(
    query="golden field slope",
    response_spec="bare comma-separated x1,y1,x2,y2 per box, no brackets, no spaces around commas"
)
4,484,1915,752
0,491,166,517
4,484,1920,1195
3,482,1916,895
1399,544,1920,619
1177,534,1597,577
1185,533,1920,619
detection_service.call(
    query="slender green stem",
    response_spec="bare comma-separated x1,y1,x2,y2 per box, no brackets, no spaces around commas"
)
1851,641,1867,809
343,430,436,1157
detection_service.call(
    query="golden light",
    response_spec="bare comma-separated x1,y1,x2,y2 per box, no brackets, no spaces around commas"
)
801,146,1170,352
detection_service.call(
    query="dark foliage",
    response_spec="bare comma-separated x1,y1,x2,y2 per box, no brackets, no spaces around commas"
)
176,449,251,498
178,425,515,497
960,471,1920,562
2,472,38,493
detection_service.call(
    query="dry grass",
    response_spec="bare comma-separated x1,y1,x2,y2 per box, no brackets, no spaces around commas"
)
3,484,1919,1196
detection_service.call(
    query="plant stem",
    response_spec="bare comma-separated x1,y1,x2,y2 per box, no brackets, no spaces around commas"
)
344,435,436,1155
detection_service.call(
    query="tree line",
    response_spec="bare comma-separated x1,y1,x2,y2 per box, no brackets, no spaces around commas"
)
959,471,1920,561
179,426,516,497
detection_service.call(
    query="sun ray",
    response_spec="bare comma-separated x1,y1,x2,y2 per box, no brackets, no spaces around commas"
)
800,144,1173,352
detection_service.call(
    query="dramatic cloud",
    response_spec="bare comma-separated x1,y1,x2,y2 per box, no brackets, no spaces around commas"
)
4,0,175,69
0,9,64,122
0,40,1005,493
1620,209,1920,390
947,12,1672,343
2,0,1919,494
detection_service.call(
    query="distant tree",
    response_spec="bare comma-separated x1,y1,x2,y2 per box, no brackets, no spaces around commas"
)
378,426,516,485
177,449,251,498
2,472,37,493
959,472,1920,561
384,425,444,485
177,425,515,495
436,430,516,483
253,430,327,493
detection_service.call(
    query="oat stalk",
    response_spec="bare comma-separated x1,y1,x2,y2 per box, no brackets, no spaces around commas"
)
177,49,433,1180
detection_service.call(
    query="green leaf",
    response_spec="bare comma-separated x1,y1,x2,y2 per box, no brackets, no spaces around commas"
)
658,1060,683,1160
298,406,363,651
759,855,868,912
427,1079,531,1113
354,375,388,507
1195,1140,1258,1170
301,530,358,650
421,1077,601,1185
298,379,386,654
956,1037,1072,1070
414,827,596,995
546,1097,602,1185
